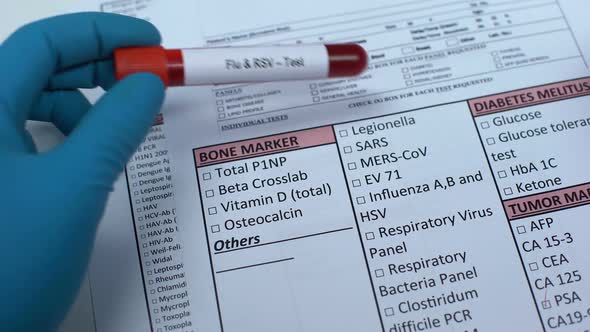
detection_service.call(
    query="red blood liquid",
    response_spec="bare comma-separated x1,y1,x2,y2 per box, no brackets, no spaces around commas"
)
326,44,368,77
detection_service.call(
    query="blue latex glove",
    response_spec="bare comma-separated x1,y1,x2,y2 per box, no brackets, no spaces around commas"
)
0,13,165,330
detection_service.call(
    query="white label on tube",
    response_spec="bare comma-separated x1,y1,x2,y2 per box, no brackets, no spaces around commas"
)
181,45,329,85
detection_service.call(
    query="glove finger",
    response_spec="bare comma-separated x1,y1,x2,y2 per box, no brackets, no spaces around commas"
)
48,60,116,90
59,72,164,186
0,12,160,124
30,90,91,135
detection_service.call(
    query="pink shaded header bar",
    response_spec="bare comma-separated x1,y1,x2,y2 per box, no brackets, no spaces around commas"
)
194,126,335,167
469,77,590,117
504,182,590,220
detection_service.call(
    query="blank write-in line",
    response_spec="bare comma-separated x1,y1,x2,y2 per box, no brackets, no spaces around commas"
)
216,257,295,274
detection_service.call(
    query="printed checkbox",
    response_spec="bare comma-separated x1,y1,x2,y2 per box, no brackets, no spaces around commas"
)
309,83,317,89
134,191,139,196
498,170,507,178
311,90,319,96
375,269,385,278
138,217,143,221
352,179,362,187
504,187,513,196
152,299,157,304
135,199,140,204
516,225,526,234
154,309,159,314
313,96,320,102
131,174,136,179
542,300,551,309
146,262,151,266
205,190,214,198
136,208,141,212
148,279,154,285
402,67,409,73
384,307,395,316
147,271,152,275
403,74,411,79
140,225,145,230
142,243,147,248
405,80,414,86
529,262,539,271
339,129,349,137
446,38,459,46
150,290,155,294
211,224,221,233
356,196,366,205
203,172,212,180
217,106,224,112
218,113,226,119
133,183,138,187
343,146,353,154
480,121,490,129
496,64,504,69
365,232,375,240
141,234,146,239
347,162,357,170
402,47,415,54
130,166,135,170
208,207,218,215
486,137,496,145
144,252,149,257
155,318,161,323
216,100,224,105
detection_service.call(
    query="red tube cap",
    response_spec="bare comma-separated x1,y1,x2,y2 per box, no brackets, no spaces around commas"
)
114,46,184,86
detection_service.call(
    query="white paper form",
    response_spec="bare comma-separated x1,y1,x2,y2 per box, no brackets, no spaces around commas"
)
163,1,590,331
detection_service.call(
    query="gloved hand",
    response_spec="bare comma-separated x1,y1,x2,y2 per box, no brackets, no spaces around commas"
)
0,13,165,330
